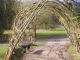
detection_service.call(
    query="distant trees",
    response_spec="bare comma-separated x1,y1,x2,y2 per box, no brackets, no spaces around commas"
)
22,1,60,30
62,0,80,15
73,2,80,16
35,2,60,29
0,0,19,34
35,9,54,29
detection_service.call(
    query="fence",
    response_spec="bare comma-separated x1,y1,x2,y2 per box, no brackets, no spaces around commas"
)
0,34,12,42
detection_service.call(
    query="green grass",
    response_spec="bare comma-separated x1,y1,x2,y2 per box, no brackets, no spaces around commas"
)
0,45,8,60
50,26,65,31
36,27,67,39
66,44,80,60
3,27,67,40
36,29,67,39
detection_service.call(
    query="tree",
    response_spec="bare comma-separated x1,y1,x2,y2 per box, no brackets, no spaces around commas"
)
0,0,19,34
35,2,60,29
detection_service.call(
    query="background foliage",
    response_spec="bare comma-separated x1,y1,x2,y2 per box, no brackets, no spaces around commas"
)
0,0,19,34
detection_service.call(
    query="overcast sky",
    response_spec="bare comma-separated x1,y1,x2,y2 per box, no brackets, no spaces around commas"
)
20,0,80,2
60,0,80,2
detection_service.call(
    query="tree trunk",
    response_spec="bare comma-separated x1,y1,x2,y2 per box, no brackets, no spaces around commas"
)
29,21,36,43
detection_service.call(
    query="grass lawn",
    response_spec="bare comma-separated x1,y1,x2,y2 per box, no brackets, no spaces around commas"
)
0,27,67,60
66,44,80,60
0,45,8,60
36,27,67,39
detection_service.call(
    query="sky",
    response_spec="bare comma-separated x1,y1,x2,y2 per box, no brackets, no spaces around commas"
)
20,0,80,2
74,0,80,2
60,0,80,2
20,0,38,2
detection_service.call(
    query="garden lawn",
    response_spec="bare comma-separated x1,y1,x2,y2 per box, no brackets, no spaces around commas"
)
36,28,67,39
0,45,8,60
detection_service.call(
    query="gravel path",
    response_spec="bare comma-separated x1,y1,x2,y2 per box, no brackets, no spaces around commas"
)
22,38,74,60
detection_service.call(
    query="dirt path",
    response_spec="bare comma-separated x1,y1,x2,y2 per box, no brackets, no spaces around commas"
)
22,38,74,60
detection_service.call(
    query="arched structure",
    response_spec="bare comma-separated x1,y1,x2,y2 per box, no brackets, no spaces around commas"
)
6,0,80,60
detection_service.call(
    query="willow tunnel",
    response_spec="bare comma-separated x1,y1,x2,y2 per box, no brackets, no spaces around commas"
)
6,0,80,60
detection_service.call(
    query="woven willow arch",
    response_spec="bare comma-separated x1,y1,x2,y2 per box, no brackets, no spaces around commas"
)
6,0,80,60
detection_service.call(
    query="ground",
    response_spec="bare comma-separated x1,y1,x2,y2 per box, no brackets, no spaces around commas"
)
0,28,78,60
22,38,74,60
